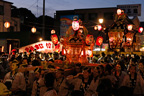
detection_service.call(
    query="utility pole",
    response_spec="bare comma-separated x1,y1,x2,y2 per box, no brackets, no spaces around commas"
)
42,0,45,40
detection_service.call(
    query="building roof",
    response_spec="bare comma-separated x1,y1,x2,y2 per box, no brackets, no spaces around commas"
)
0,0,13,4
56,7,117,12
74,7,117,10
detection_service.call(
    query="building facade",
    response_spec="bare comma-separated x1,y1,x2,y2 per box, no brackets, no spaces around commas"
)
54,7,117,42
0,0,20,32
0,0,21,53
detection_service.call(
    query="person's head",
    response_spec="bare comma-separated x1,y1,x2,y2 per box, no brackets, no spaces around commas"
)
22,58,28,64
24,55,28,59
93,67,99,78
34,67,41,79
44,73,55,88
10,60,19,71
56,69,64,79
102,52,105,57
115,63,121,71
129,64,136,74
82,67,91,79
138,59,144,71
75,63,81,73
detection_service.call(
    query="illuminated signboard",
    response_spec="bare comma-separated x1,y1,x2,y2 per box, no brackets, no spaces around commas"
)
19,41,61,53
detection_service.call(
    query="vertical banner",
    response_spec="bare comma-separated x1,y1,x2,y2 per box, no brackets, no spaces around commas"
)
60,15,79,36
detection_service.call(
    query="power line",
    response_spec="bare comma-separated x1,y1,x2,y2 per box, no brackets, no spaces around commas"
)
28,0,38,9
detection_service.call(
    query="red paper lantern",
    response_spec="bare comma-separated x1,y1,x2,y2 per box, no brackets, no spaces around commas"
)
86,34,94,45
98,25,102,31
138,27,143,33
51,34,58,45
96,36,103,46
12,49,16,52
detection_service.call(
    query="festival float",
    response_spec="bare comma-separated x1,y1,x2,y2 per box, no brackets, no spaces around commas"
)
53,19,94,65
108,9,138,52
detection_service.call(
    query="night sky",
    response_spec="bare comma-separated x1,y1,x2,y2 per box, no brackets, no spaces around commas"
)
6,0,144,21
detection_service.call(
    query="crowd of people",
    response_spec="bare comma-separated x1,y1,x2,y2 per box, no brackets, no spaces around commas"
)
0,51,144,96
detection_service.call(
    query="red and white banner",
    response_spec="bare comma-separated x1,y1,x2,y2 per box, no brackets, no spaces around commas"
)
19,41,62,53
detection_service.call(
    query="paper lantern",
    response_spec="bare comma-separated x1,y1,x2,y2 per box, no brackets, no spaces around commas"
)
96,36,103,46
138,27,143,33
51,34,58,45
94,26,98,30
51,30,55,34
98,25,102,31
12,49,16,52
72,21,80,31
31,27,36,33
127,24,133,31
86,34,94,45
117,9,122,15
4,22,10,28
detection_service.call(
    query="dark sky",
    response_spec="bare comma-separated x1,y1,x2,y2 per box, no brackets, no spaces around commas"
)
6,0,144,21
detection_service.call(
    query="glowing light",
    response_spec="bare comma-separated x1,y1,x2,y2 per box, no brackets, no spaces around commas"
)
127,37,132,41
98,25,102,31
31,27,36,33
9,44,11,54
140,47,144,52
64,49,66,54
4,22,10,28
81,51,84,55
94,26,97,30
117,9,122,15
39,38,43,41
99,19,104,24
127,24,133,31
72,21,80,31
138,27,143,33
1,46,4,52
51,30,55,34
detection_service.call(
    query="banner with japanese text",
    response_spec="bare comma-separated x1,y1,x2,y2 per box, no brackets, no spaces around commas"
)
19,41,62,53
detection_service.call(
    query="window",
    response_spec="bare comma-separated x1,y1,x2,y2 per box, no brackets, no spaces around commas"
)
88,13,98,20
104,12,114,20
127,9,131,13
0,5,4,15
133,9,138,13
